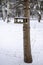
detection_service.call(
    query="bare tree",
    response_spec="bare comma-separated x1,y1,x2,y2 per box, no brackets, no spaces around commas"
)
23,0,32,63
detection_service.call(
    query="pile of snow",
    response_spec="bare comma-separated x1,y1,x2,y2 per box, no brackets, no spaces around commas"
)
0,18,43,65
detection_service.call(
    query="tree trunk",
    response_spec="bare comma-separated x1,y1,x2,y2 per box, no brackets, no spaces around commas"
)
23,0,32,63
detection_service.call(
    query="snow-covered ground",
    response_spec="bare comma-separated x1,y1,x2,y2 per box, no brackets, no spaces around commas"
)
0,18,43,65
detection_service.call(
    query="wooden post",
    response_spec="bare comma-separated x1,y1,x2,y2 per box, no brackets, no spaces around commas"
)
23,0,32,63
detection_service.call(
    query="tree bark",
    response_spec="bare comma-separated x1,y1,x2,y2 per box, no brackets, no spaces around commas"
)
23,0,32,63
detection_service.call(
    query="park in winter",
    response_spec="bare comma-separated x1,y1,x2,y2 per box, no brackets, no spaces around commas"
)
0,0,43,65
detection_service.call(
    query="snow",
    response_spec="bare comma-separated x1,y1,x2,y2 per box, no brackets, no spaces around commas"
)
0,18,43,65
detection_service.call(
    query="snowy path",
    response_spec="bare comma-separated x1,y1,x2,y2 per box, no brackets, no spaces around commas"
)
0,19,43,65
